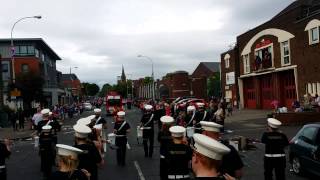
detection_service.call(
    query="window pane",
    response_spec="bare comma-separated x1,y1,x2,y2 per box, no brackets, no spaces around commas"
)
20,46,27,54
284,46,289,56
35,49,39,57
311,28,319,41
2,64,8,72
21,64,29,73
284,56,290,64
301,127,317,142
27,46,35,54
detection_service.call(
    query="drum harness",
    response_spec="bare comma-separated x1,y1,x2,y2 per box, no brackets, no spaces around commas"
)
95,116,102,125
194,111,207,128
141,114,154,130
116,121,127,137
186,112,196,127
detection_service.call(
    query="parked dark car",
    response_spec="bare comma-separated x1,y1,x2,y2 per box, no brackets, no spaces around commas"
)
289,123,320,177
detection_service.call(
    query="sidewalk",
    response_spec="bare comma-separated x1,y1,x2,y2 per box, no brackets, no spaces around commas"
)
0,126,35,140
225,109,271,123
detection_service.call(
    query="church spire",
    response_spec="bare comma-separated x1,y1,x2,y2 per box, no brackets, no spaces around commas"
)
121,64,126,82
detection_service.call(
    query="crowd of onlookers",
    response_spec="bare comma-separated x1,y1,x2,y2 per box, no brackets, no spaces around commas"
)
7,101,99,131
272,93,320,113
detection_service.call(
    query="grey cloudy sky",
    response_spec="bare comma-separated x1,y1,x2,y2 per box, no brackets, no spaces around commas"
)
0,0,294,86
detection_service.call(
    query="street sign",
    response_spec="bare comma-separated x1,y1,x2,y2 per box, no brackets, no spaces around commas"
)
10,88,21,97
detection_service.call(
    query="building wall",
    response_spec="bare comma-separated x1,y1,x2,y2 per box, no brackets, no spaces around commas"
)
221,48,239,104
238,9,320,102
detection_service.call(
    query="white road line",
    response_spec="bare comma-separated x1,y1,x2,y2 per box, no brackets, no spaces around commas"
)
134,161,146,180
126,143,131,150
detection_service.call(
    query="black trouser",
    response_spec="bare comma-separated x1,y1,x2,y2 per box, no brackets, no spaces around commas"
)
116,137,127,166
143,129,154,157
264,156,286,180
0,167,7,180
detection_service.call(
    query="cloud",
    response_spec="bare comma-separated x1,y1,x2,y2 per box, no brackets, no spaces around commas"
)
0,0,294,86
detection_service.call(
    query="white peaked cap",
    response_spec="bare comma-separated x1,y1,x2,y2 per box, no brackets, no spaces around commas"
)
93,124,103,130
160,116,174,124
41,109,50,115
200,121,222,132
193,133,230,160
77,118,92,126
144,104,153,110
187,106,196,112
56,144,83,159
117,111,125,116
169,126,186,137
196,103,205,107
94,108,101,113
42,125,52,132
267,118,282,129
87,115,96,121
73,124,92,138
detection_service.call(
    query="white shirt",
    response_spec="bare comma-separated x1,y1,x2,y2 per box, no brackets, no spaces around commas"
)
32,113,42,126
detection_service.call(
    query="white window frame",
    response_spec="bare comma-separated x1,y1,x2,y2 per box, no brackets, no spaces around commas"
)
254,43,274,68
243,54,250,74
225,58,230,68
309,27,319,45
281,40,291,66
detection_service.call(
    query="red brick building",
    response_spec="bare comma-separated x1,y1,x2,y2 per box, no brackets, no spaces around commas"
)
221,0,320,109
192,62,220,98
0,38,63,107
62,74,82,101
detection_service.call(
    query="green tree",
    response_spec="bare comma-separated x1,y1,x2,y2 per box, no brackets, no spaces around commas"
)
143,76,153,84
207,72,221,98
99,83,112,97
14,72,45,107
82,83,100,96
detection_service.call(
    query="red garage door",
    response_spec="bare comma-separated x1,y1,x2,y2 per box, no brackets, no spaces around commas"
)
280,70,296,108
260,75,273,109
244,78,256,109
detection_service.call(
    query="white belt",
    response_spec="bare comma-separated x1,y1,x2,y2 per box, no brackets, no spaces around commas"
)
0,165,5,169
168,175,190,179
265,154,285,157
142,127,151,129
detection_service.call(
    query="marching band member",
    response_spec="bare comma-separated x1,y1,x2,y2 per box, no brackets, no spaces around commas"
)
50,144,89,180
158,116,174,180
74,124,102,180
113,111,130,166
140,104,155,158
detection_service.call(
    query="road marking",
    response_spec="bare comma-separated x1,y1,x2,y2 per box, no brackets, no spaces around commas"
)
134,161,145,180
126,143,131,150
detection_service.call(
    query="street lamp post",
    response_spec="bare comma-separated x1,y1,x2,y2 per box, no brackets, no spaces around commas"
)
10,16,42,83
137,55,155,102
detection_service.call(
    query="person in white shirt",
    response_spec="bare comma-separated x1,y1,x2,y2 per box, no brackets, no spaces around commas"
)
32,107,42,129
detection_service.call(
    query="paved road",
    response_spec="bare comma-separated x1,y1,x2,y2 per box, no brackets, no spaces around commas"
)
5,108,316,180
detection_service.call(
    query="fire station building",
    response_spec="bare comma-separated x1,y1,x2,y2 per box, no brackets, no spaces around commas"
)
221,1,320,109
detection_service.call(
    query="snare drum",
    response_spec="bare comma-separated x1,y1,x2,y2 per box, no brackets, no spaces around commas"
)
137,126,143,138
107,133,116,146
186,127,195,138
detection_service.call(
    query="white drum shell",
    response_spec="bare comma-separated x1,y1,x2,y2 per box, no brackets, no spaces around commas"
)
108,133,116,145
186,127,195,138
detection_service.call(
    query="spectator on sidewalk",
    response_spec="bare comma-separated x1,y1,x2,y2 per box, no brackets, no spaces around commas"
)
32,107,42,130
10,111,18,131
17,108,25,130
0,138,11,180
